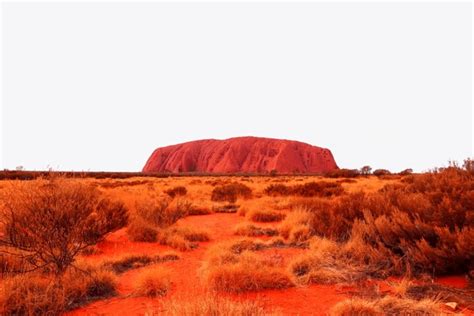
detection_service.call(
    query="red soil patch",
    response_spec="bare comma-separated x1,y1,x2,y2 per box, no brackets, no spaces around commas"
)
66,212,472,315
142,136,338,173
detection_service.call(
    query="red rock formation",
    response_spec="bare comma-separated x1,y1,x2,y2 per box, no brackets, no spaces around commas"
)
142,137,338,174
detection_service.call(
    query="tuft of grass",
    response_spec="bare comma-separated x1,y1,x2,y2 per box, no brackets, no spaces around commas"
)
0,265,118,315
247,210,285,223
211,183,252,203
330,296,442,316
201,241,293,293
234,223,279,237
103,253,179,274
165,186,187,198
134,266,171,298
161,293,279,315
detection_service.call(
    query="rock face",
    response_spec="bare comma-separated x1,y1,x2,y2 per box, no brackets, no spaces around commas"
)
142,136,338,174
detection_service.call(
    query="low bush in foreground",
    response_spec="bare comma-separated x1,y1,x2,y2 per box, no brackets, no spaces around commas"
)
134,266,171,297
201,240,293,293
330,296,442,316
0,265,117,315
0,178,128,275
161,294,277,316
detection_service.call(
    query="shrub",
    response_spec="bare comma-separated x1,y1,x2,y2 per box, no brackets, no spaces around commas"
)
264,184,292,196
330,296,442,316
264,181,344,198
360,165,372,175
373,169,391,176
0,265,117,315
134,266,171,297
134,198,186,228
0,178,128,274
156,227,210,251
325,168,360,178
398,168,413,176
234,224,278,237
161,294,273,316
203,251,293,293
127,218,158,242
165,186,187,198
247,210,286,222
211,183,252,203
103,253,179,274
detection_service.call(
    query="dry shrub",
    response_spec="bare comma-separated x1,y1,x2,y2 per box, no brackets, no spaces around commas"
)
0,265,117,315
0,178,128,274
289,235,395,285
127,218,158,242
201,239,293,293
211,182,252,203
156,227,210,251
203,250,293,293
234,223,278,237
279,207,313,242
134,198,185,228
325,168,361,178
127,198,194,244
165,186,187,198
161,294,276,316
282,167,474,276
212,204,240,213
134,266,171,297
103,252,179,274
372,169,391,177
247,209,285,223
330,296,442,316
264,181,344,198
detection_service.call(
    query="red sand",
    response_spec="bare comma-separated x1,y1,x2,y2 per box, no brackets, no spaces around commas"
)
67,213,472,315
67,213,348,315
142,136,338,173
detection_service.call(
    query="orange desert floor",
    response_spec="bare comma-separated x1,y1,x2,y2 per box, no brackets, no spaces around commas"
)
66,211,471,316
66,213,351,315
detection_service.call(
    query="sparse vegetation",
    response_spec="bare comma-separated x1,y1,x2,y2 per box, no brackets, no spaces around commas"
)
134,266,171,297
161,294,277,315
0,178,128,274
264,181,344,197
211,182,252,202
1,162,473,315
165,186,188,198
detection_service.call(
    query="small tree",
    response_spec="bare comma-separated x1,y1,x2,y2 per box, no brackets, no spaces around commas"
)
360,165,372,175
463,158,474,174
0,178,128,274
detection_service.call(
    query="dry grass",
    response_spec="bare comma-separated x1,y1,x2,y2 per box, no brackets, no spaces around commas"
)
234,223,279,237
0,178,128,274
201,240,293,293
264,181,344,197
161,294,279,315
330,296,443,316
165,186,187,198
211,182,252,203
246,209,286,223
134,266,172,297
102,252,179,274
0,264,117,315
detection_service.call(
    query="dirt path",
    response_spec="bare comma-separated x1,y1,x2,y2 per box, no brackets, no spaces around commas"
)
66,213,348,316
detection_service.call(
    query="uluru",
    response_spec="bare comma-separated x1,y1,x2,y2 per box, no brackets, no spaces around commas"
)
142,136,338,173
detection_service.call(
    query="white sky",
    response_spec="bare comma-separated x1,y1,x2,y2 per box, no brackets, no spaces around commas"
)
1,2,472,172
